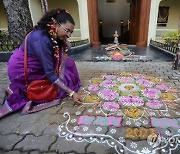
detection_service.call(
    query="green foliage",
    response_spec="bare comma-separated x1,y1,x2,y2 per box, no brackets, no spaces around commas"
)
0,30,10,40
162,31,179,47
0,30,18,52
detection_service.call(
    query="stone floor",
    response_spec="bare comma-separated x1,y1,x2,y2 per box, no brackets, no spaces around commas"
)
69,45,174,61
0,60,179,154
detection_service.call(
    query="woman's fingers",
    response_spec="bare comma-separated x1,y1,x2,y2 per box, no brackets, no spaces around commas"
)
75,97,82,104
76,100,82,104
74,100,82,105
72,92,83,105
78,96,83,102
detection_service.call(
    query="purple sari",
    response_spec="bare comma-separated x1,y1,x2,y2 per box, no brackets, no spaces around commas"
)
0,46,80,117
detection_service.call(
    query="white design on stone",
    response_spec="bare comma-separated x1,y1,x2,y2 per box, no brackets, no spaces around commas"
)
175,112,180,116
126,121,131,125
110,129,116,134
68,134,73,138
61,132,66,135
178,129,180,133
161,137,168,143
170,144,174,147
75,111,81,115
74,126,79,130
118,137,125,143
71,119,76,123
100,137,104,141
135,122,141,127
96,127,102,132
130,142,137,149
150,112,156,116
90,137,93,140
83,126,88,131
141,147,151,154
96,110,101,114
117,112,123,116
164,113,170,117
143,120,148,125
88,109,93,113
165,130,172,136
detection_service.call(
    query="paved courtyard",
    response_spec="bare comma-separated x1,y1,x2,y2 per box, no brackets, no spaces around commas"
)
0,61,180,154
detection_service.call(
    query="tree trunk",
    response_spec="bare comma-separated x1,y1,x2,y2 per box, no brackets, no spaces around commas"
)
3,0,33,42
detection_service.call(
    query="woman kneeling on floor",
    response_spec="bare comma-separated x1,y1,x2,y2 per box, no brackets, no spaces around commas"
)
0,8,82,119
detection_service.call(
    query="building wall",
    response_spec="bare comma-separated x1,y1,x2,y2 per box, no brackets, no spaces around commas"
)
0,0,8,30
98,0,130,37
148,0,161,43
77,0,89,40
29,0,43,26
158,0,179,29
47,0,80,29
156,0,179,37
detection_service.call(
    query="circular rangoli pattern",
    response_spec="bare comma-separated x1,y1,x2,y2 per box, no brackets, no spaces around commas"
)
58,73,179,154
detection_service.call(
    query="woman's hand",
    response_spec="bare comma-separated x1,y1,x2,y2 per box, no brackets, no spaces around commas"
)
72,92,82,105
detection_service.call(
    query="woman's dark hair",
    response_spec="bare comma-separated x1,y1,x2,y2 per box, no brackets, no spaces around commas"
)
35,8,75,30
33,8,75,48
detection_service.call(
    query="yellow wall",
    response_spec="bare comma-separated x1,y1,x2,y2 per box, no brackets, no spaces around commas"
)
158,0,180,29
29,0,43,26
47,0,80,29
0,0,8,29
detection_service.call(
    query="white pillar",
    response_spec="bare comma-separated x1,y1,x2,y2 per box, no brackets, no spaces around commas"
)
77,0,90,40
28,0,43,26
147,0,161,45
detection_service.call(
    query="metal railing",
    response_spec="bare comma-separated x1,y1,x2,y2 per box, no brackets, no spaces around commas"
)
70,39,89,47
150,39,178,55
0,34,89,52
0,30,20,52
0,41,20,52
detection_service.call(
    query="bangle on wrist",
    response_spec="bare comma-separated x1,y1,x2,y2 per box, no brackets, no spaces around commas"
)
69,91,75,97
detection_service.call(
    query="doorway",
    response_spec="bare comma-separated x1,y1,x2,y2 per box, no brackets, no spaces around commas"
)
98,0,131,44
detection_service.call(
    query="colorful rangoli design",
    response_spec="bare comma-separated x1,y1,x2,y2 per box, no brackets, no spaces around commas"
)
58,73,180,154
94,50,149,62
